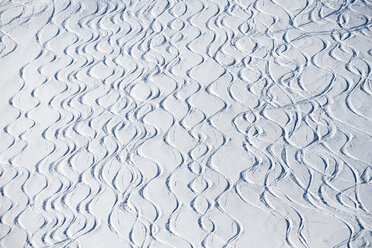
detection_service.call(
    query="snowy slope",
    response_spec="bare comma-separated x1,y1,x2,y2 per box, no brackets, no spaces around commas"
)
0,0,372,247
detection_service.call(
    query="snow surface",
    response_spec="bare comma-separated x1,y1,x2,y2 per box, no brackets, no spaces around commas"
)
0,0,372,247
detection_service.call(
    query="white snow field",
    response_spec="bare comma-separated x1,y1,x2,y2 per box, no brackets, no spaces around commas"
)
0,0,372,247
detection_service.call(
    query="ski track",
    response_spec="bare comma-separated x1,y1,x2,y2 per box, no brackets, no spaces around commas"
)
0,0,371,247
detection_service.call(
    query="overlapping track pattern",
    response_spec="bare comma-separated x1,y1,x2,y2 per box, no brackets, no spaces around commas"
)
0,0,372,247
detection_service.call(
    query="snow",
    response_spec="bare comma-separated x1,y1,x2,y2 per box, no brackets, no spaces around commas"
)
0,0,371,247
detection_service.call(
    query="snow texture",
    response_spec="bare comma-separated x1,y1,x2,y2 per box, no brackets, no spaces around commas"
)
0,0,372,247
